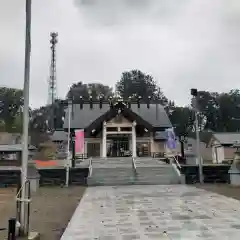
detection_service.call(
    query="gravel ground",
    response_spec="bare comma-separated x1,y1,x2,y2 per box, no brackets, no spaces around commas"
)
0,188,16,239
0,186,86,240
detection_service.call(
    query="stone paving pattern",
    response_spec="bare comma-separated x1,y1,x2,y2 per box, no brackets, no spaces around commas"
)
61,185,240,239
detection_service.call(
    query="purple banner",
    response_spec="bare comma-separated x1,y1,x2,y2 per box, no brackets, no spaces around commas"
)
166,128,176,150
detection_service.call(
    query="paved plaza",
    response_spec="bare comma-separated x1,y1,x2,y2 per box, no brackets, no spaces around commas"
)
61,185,240,239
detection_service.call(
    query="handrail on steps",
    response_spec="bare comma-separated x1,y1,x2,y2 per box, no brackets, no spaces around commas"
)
132,157,137,173
171,156,182,177
173,156,181,170
88,157,93,177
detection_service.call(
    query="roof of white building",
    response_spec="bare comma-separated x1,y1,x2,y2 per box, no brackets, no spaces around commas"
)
212,132,240,145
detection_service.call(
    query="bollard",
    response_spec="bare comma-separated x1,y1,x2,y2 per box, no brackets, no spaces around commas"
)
8,218,16,240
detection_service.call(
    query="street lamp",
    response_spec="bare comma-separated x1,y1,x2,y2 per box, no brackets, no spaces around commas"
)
191,88,203,184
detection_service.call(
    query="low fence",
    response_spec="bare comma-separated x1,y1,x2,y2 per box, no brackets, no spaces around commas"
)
181,165,231,184
0,168,89,187
0,164,231,186
0,160,21,166
0,170,21,187
38,168,89,186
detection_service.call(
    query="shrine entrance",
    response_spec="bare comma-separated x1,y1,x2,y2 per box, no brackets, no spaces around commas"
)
107,136,130,157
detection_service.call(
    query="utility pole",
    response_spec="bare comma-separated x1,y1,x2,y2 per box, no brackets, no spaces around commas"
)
191,88,203,184
20,0,32,235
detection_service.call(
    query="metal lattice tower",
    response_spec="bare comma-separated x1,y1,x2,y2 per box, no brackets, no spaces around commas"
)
48,32,58,105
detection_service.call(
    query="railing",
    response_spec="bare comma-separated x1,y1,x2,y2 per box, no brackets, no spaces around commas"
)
75,153,89,164
132,157,137,174
171,156,182,177
76,153,89,159
88,157,93,177
174,156,182,171
151,152,165,158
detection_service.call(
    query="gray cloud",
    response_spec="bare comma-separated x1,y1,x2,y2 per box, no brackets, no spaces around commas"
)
0,0,240,108
74,0,189,27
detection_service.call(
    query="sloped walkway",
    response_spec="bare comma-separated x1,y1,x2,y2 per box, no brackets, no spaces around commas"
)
61,185,240,239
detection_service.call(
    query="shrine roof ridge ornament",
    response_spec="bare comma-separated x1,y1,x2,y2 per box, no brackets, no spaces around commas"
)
57,96,163,107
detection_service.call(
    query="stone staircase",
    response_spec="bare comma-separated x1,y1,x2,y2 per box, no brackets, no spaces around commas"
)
87,158,136,186
87,157,181,186
134,158,181,185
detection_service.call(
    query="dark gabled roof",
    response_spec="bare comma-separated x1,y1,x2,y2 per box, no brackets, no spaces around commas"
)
63,103,172,129
86,106,153,134
64,103,109,130
130,104,171,128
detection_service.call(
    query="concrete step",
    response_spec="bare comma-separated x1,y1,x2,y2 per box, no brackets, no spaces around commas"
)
135,158,167,165
91,175,135,179
88,181,134,186
88,179,180,186
88,179,136,186
133,181,180,185
137,168,175,172
92,168,134,172
136,169,176,175
88,157,181,186
91,173,134,176
88,176,180,186
135,175,178,179
91,170,134,175
92,158,132,162
89,176,136,181
136,177,177,182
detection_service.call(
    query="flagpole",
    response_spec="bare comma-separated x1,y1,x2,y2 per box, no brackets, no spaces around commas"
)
20,0,32,235
191,88,203,184
65,100,71,187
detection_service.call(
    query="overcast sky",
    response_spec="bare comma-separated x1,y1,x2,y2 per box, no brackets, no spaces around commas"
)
0,0,240,108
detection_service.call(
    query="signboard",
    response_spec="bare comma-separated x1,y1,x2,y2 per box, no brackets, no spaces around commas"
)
75,129,84,155
166,128,176,150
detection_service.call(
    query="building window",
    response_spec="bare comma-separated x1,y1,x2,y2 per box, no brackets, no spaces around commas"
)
121,127,132,132
107,127,118,132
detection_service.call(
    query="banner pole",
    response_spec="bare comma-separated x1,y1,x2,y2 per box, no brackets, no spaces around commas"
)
65,101,71,187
